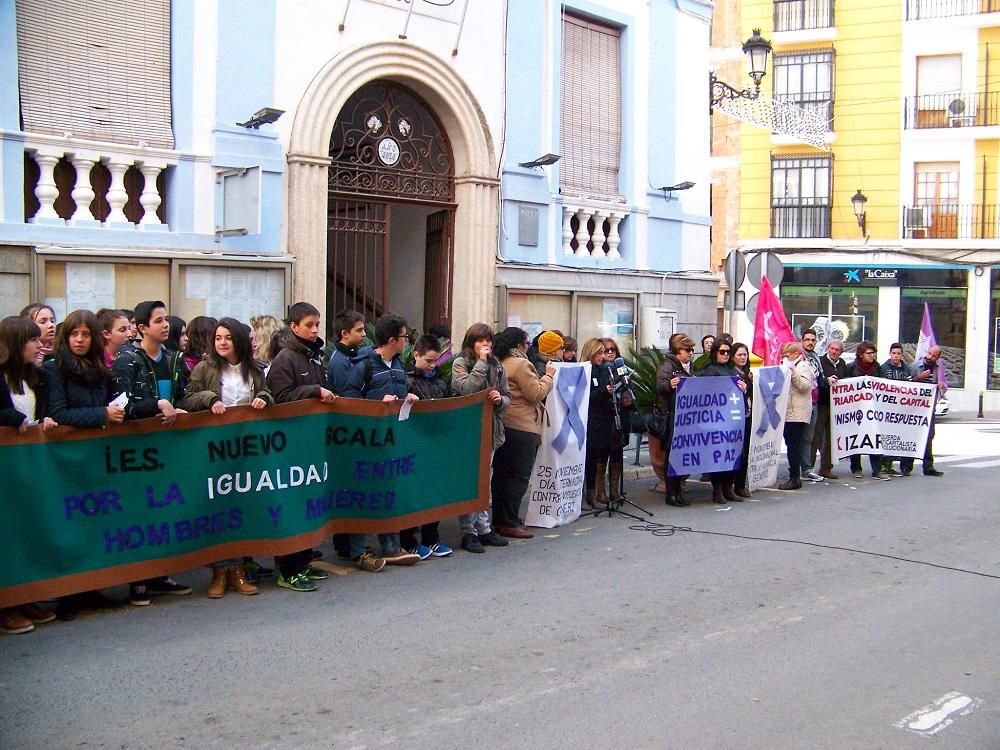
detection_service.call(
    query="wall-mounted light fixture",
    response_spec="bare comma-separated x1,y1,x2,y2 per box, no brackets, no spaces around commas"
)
518,153,561,169
237,107,285,129
658,181,696,201
709,29,773,113
851,188,868,236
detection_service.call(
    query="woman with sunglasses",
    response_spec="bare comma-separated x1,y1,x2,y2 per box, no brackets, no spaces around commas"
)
699,339,747,503
731,343,754,498
599,338,632,504
656,333,696,506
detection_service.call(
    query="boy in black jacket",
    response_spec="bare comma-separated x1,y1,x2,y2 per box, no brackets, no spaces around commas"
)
401,334,453,558
264,302,336,592
112,300,192,604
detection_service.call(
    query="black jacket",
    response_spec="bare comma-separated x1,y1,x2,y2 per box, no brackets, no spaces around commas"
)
818,354,849,405
406,367,449,401
111,344,187,421
265,331,327,404
656,353,693,414
0,370,49,428
44,350,119,428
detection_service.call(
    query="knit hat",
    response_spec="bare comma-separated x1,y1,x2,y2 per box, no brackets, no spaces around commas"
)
537,330,565,356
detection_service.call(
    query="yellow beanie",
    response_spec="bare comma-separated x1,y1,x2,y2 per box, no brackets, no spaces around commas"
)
538,330,565,356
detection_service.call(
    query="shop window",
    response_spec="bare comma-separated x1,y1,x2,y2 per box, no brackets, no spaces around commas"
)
988,269,1000,391
576,295,635,355
771,156,831,238
901,288,966,388
781,284,877,355
505,292,572,343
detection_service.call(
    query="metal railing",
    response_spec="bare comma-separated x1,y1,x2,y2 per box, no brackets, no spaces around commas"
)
902,204,1000,239
906,0,1000,20
904,90,1000,129
771,205,831,238
773,0,834,31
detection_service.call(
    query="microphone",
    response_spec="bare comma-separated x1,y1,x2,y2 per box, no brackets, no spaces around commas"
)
611,357,630,382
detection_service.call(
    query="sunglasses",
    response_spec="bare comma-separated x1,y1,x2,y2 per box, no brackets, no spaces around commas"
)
718,349,731,355
604,348,617,354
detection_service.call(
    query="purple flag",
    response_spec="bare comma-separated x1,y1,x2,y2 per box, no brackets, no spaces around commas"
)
916,302,948,388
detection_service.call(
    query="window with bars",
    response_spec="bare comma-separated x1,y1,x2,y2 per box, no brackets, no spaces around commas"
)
773,51,834,130
773,0,833,32
559,14,622,198
771,155,831,238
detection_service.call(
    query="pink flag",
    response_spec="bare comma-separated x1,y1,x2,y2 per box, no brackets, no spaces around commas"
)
752,276,796,366
915,302,948,388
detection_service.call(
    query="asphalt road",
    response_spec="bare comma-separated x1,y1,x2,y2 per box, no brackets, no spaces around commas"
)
2,423,999,749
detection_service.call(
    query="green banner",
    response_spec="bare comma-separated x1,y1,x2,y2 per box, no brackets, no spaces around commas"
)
0,394,491,607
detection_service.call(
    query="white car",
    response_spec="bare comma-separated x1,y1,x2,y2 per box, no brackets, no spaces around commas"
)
935,396,950,418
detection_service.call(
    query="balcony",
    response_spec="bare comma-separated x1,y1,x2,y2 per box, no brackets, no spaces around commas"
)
902,204,1000,239
906,0,1000,20
22,134,178,229
560,199,627,260
904,90,1000,129
773,0,833,32
771,205,831,239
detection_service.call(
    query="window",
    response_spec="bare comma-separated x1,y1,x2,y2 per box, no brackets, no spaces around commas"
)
901,286,966,388
15,0,173,148
914,55,963,128
990,269,1000,391
773,51,834,128
914,162,959,239
771,155,831,238
773,0,833,33
559,14,621,197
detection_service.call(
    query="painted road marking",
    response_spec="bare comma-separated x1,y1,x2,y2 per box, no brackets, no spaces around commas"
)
895,691,981,736
952,458,1000,469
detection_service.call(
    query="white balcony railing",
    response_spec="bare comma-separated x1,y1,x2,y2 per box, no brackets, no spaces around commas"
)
23,133,179,229
560,199,627,260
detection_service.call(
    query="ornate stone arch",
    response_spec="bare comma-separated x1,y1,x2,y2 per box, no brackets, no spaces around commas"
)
286,41,498,334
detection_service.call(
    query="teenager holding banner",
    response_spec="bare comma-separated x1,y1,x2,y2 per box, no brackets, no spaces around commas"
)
99,309,133,369
732,343,753,498
450,323,511,553
656,333,695,506
183,317,274,598
779,342,816,490
493,327,556,538
0,316,58,634
701,339,747,503
847,342,889,481
20,302,57,366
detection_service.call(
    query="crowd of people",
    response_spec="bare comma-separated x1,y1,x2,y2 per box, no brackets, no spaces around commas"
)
0,301,948,635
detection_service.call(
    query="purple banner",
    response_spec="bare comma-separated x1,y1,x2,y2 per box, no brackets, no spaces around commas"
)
667,376,746,477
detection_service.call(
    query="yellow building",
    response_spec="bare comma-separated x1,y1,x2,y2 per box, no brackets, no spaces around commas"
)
713,0,1000,414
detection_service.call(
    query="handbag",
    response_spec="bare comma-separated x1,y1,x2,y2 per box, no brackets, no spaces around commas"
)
644,409,671,442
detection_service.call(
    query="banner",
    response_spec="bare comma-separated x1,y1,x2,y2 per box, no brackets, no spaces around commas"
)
747,366,791,491
0,394,491,608
667,376,746,477
830,376,935,460
752,276,796,365
524,363,591,528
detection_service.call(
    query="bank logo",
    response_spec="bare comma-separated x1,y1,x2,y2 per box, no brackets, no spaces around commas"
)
842,269,861,284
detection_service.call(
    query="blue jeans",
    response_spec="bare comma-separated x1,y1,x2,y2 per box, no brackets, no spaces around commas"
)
349,533,399,559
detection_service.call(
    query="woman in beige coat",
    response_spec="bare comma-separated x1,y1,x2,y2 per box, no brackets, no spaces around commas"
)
780,341,817,490
492,327,556,538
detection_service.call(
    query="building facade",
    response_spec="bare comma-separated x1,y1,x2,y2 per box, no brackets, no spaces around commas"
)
497,0,718,353
719,0,1000,414
0,0,504,340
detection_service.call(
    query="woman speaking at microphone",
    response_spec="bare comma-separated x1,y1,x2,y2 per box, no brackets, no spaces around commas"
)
580,338,614,508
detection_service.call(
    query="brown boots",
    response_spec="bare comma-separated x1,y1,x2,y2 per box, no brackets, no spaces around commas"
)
608,461,623,502
594,464,609,506
208,564,258,598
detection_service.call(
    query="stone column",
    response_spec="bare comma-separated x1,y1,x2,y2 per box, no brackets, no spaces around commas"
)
287,153,333,311
451,174,500,338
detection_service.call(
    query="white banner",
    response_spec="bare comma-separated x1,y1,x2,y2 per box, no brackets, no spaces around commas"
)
524,363,591,528
830,376,935,460
747,366,791,491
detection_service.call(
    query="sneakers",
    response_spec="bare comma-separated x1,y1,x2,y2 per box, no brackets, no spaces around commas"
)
303,566,330,580
461,533,485,553
21,603,55,624
853,471,864,479
355,552,387,572
405,545,433,561
882,466,902,477
382,550,420,566
1,608,34,634
478,531,508,547
242,557,273,582
871,473,891,481
429,542,454,557
128,584,151,607
147,577,192,596
804,471,825,482
276,571,318,592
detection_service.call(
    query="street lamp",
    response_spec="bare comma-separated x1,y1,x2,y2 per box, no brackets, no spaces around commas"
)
851,189,868,236
709,29,773,113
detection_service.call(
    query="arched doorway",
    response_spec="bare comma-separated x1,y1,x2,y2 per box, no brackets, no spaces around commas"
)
327,82,454,333
285,41,498,343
